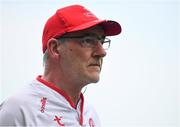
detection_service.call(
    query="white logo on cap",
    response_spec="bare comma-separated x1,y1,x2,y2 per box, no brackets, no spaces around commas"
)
83,11,95,18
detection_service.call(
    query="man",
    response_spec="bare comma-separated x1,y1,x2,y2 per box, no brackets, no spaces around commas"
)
0,4,121,126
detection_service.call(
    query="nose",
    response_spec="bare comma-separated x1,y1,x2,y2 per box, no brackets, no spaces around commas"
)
92,42,107,58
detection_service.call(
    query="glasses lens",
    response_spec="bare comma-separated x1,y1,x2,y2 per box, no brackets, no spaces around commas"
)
102,42,110,50
102,38,110,50
82,36,111,50
60,35,111,50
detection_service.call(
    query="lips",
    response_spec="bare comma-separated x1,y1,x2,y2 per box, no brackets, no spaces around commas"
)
88,59,102,70
88,62,101,71
89,63,100,67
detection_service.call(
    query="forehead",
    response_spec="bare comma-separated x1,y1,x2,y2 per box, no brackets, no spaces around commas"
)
65,25,105,36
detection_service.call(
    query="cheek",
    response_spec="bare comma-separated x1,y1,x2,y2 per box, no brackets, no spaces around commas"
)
63,42,92,71
69,48,91,64
73,52,90,69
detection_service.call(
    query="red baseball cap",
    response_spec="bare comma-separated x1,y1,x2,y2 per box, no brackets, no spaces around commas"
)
42,4,122,53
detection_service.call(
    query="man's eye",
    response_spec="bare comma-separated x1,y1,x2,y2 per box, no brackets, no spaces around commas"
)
83,37,94,43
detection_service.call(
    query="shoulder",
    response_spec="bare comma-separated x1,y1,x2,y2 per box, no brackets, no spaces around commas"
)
0,93,28,125
0,81,42,126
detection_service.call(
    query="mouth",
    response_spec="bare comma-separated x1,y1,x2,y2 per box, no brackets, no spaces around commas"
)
89,63,100,66
88,59,103,71
88,63,101,71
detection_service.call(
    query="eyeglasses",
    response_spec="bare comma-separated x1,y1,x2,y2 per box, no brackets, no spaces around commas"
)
59,34,111,50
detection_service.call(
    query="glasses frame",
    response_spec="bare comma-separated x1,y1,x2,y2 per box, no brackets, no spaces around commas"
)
58,34,111,50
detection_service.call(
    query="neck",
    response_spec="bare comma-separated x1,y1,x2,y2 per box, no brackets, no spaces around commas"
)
43,71,83,106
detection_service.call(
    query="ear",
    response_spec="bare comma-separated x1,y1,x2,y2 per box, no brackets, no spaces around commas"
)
46,38,60,59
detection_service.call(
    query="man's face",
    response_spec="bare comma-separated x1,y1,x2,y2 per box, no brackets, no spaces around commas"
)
58,26,107,86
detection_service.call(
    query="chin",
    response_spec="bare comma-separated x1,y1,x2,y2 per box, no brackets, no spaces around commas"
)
89,75,100,83
84,71,100,84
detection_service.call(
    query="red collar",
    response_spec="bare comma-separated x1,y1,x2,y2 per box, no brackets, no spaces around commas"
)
36,75,84,109
36,75,84,125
